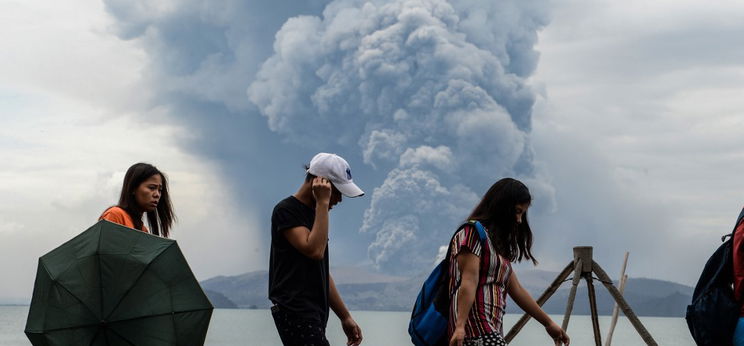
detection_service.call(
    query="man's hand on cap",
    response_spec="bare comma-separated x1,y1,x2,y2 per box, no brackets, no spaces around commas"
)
312,177,332,206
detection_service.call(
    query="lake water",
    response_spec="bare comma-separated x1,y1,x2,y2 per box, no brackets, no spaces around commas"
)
2,306,695,345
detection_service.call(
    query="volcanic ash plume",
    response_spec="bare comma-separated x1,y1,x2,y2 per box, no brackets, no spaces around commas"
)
249,0,550,274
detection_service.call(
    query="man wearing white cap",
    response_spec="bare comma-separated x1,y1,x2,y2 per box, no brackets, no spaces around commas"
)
269,153,364,346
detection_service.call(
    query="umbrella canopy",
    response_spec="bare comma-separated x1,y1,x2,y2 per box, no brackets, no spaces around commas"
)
25,220,213,346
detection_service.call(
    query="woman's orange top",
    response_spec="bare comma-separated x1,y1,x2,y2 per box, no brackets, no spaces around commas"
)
99,206,149,233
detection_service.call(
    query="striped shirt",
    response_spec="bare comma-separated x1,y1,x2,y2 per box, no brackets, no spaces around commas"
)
447,224,512,338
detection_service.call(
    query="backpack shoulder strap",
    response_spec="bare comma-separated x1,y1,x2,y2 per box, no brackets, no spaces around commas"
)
443,221,489,262
467,220,488,243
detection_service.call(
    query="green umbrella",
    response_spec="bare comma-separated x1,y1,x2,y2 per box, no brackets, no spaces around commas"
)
25,220,213,346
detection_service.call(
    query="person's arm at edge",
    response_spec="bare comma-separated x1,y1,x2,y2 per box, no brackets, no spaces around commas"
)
329,274,362,345
283,177,331,260
450,250,479,346
733,224,744,304
507,271,570,345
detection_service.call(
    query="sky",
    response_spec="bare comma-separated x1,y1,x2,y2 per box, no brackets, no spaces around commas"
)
1,0,744,301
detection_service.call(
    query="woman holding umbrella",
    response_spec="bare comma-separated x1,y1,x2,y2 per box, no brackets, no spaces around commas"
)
100,162,175,237
26,163,211,346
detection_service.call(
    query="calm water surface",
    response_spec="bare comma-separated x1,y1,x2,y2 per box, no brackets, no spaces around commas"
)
1,306,695,345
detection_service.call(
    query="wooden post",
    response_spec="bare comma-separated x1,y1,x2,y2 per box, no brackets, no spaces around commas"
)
561,258,583,332
585,275,602,346
592,260,658,346
562,246,593,332
574,247,594,273
505,261,574,343
606,252,630,346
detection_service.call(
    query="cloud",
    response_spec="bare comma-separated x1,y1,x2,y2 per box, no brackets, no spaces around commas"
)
362,129,407,167
361,167,480,271
523,0,744,284
99,0,338,202
103,0,330,112
247,0,550,273
0,1,146,111
399,145,454,171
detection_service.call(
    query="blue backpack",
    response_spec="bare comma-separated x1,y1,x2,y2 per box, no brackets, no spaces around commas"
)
408,220,488,346
686,208,744,346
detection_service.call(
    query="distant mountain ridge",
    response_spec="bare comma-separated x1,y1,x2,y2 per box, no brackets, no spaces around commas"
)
200,267,694,317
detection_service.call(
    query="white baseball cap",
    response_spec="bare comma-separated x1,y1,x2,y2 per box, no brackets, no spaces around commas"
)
307,153,364,198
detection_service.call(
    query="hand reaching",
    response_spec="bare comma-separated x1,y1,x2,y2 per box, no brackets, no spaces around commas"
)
545,321,570,345
341,316,363,346
449,327,465,346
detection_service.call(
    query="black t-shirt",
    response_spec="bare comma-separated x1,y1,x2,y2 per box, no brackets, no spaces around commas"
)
269,196,329,324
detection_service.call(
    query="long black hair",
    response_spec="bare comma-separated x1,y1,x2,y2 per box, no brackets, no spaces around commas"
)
467,178,536,264
117,163,175,237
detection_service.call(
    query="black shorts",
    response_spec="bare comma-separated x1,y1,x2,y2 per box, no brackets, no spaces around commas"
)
464,333,507,346
271,305,330,346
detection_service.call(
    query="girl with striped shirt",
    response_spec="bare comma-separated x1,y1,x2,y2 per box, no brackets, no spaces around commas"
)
448,178,569,346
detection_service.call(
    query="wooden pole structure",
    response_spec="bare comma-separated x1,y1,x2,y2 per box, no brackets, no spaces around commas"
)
605,252,630,346
505,247,658,346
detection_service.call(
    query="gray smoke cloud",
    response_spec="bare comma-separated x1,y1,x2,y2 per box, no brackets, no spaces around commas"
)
248,0,551,274
103,0,328,112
